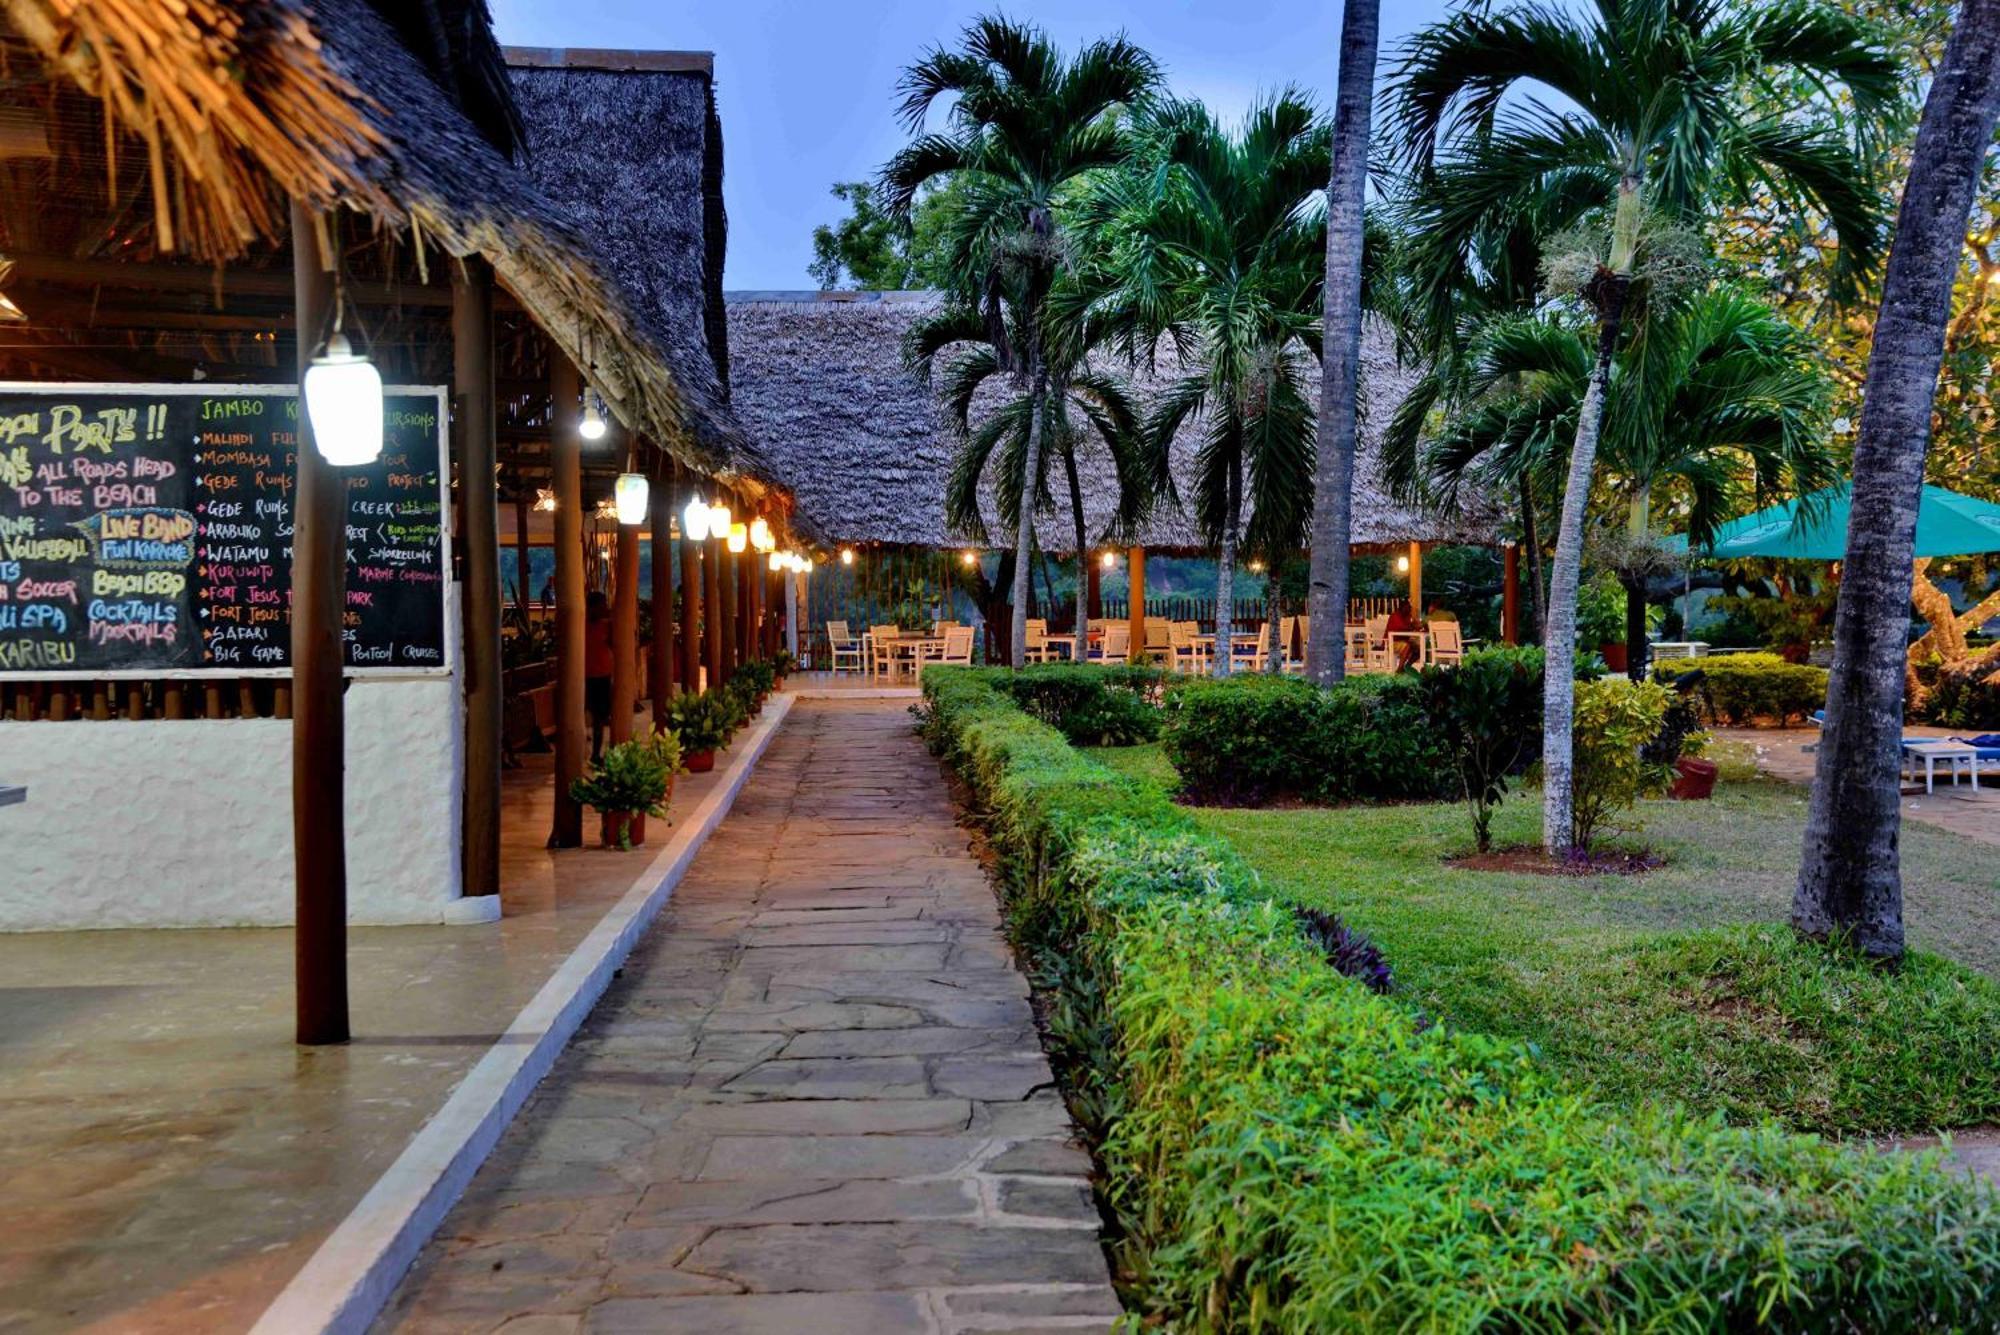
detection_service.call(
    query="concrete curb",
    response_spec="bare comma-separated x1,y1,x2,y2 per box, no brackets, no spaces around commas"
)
250,695,795,1335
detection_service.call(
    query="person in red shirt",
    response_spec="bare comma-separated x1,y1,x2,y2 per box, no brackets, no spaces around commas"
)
1385,599,1421,671
584,590,614,761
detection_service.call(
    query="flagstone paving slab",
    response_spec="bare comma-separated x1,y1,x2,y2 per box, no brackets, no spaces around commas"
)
377,698,1119,1334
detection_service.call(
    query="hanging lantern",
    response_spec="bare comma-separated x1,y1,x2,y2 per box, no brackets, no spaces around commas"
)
768,551,786,572
682,496,711,541
727,521,748,554
960,549,977,567
840,548,855,566
1100,550,1117,569
749,516,774,552
578,391,608,442
532,488,557,513
1396,554,1410,573
303,331,383,466
613,472,649,525
595,498,617,520
709,501,732,537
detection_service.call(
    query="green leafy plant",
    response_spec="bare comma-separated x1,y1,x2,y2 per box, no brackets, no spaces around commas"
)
1656,651,1828,725
917,665,2000,1330
1572,677,1672,851
997,664,1166,746
1575,570,1628,648
667,689,736,756
568,731,678,847
1419,646,1543,851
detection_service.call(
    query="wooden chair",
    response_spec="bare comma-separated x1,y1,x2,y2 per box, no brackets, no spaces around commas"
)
1429,619,1464,667
1144,617,1172,653
1023,618,1059,663
1278,616,1303,673
1345,625,1375,671
1097,621,1131,663
919,625,976,673
1363,615,1393,672
1168,621,1207,674
827,620,862,675
1231,630,1265,674
869,623,902,679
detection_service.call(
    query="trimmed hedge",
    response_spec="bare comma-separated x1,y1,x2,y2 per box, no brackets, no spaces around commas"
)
921,665,2000,1331
1161,672,1453,804
995,663,1167,746
1660,652,1828,725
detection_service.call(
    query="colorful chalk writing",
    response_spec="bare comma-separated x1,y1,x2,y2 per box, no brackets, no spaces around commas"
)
0,385,447,674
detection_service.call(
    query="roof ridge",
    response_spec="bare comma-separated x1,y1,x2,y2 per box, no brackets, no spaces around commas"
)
502,47,714,75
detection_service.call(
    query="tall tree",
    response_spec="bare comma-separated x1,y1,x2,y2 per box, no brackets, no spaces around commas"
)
1389,0,1895,852
904,298,1154,621
880,16,1159,665
1304,0,1381,685
809,176,973,291
1081,96,1330,677
1796,0,2000,963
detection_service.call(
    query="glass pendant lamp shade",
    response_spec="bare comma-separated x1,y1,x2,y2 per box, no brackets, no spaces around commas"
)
749,517,774,552
613,472,648,525
726,522,748,554
304,331,383,466
682,497,711,541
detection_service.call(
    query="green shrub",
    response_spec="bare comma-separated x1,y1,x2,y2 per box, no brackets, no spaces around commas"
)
1418,646,1543,851
1660,652,1828,725
1916,664,2000,729
569,731,679,847
666,688,736,754
1160,673,1452,805
920,666,2000,1331
1572,677,1672,850
996,663,1166,746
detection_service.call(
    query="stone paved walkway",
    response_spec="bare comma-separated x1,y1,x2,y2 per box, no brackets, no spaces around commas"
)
376,697,1119,1334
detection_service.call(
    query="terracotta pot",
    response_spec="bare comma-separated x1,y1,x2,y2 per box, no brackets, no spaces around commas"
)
1600,642,1629,674
686,749,716,773
1670,756,1719,801
599,810,647,848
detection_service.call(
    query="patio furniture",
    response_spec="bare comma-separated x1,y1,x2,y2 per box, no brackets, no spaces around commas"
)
1097,621,1131,663
1344,625,1374,671
827,620,863,675
1650,641,1709,661
1168,621,1207,673
1229,630,1265,673
1023,619,1060,664
1278,616,1303,672
1362,615,1393,672
1429,620,1464,667
1387,630,1428,671
0,785,24,808
1144,617,1172,653
868,624,903,679
919,626,975,673
1950,734,2000,785
1903,740,1982,795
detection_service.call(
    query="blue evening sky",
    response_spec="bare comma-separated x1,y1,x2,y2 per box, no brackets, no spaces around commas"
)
489,1,1461,290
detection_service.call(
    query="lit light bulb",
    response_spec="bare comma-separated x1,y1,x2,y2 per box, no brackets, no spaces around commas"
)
1100,550,1116,569
840,548,855,566
769,551,786,572
750,517,774,552
727,522,748,554
613,472,648,525
533,488,557,513
303,331,383,466
1396,555,1410,573
709,502,732,536
681,497,711,541
579,392,608,441
960,549,978,567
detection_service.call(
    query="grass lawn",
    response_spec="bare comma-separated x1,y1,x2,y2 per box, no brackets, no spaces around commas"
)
1094,743,2000,1135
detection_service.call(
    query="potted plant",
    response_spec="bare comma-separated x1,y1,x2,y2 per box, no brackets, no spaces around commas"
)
772,649,797,683
668,689,734,772
1577,572,1629,673
570,729,679,849
1642,672,1718,800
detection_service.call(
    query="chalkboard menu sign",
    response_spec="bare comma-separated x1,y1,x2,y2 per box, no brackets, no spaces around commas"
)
0,383,451,678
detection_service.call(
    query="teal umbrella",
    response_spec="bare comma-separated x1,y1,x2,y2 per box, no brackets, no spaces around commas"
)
1671,484,2000,560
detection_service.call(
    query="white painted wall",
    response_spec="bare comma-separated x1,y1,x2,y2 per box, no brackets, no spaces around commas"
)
0,677,464,930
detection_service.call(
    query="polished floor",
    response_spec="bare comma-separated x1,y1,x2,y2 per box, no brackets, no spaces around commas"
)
0,711,744,1334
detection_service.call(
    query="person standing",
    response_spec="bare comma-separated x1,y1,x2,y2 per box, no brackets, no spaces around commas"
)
584,590,614,762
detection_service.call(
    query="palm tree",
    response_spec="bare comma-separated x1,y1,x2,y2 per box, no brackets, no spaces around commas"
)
1797,0,2000,965
1409,287,1835,706
880,16,1159,665
904,300,1153,625
1304,0,1382,686
1079,95,1330,678
1388,0,1896,852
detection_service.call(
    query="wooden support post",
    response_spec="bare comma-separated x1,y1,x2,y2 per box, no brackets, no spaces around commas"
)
682,476,705,694
611,458,639,747
703,531,724,691
1408,542,1424,615
548,354,586,848
746,540,764,662
514,488,531,611
650,456,675,725
290,201,348,1046
454,254,501,904
1127,546,1146,662
718,543,739,682
1086,554,1101,623
162,683,185,719
1502,544,1521,645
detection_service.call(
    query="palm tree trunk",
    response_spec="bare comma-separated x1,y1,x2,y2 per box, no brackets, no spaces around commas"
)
1304,0,1381,687
1542,273,1631,854
1064,442,1089,635
1795,0,2000,963
1009,348,1047,667
1623,485,1650,681
1264,577,1283,674
1213,448,1243,679
1520,475,1547,644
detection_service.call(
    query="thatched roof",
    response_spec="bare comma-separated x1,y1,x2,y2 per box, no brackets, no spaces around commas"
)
0,0,751,477
724,291,1501,552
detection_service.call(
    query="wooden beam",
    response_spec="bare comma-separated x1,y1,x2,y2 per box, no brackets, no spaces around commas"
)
681,472,704,694
454,255,502,903
1128,546,1146,664
548,354,586,848
290,202,349,1046
9,252,524,311
1408,542,1424,617
719,543,739,681
703,533,724,691
611,464,640,747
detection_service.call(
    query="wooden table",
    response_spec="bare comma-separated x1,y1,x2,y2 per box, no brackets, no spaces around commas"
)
1903,741,1983,795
